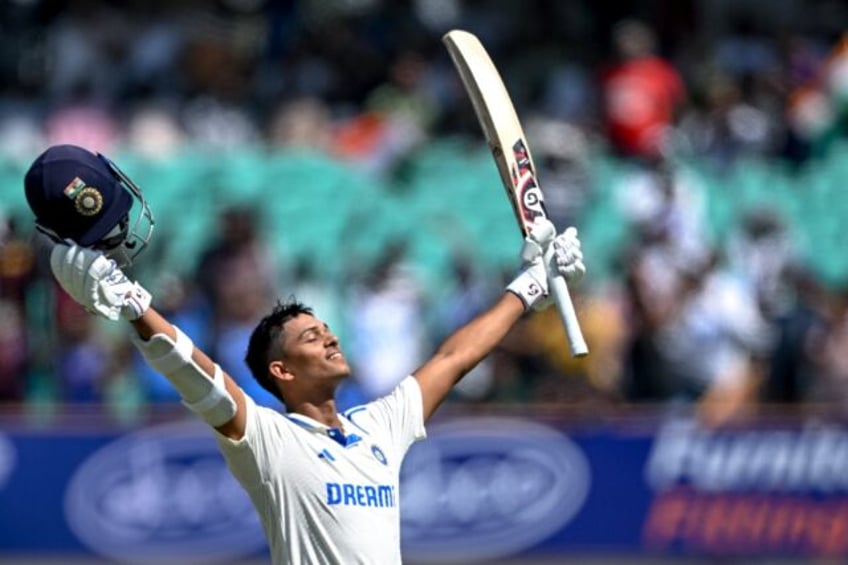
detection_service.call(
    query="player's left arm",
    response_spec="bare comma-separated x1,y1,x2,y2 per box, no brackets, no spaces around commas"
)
413,293,524,421
413,222,585,421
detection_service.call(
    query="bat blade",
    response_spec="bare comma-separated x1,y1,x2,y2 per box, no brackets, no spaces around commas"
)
443,29,588,357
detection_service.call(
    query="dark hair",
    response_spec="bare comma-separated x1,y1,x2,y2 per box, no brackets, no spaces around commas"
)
245,298,313,404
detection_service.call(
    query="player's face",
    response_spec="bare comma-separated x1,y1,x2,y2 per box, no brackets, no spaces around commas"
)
280,314,351,383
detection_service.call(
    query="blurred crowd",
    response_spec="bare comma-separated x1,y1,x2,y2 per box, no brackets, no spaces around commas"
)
2,0,848,426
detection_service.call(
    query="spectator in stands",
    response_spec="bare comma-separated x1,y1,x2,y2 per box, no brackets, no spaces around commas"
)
623,235,774,426
599,19,686,161
613,158,706,263
334,49,441,178
345,241,427,402
0,300,26,402
45,87,121,156
799,284,848,415
267,97,334,153
525,117,594,228
785,33,848,162
726,208,800,321
53,291,113,403
428,252,499,402
761,268,826,406
124,104,186,161
195,206,279,406
525,282,629,405
677,75,779,171
0,215,35,402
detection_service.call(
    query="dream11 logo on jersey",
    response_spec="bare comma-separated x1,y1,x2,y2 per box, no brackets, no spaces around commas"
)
399,417,590,563
64,420,266,565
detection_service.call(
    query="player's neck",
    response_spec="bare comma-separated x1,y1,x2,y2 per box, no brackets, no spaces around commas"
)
289,400,342,429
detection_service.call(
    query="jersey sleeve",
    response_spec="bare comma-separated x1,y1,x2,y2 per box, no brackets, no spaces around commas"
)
213,394,277,487
347,376,427,456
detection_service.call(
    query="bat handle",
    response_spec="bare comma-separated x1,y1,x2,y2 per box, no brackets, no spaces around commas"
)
544,246,589,358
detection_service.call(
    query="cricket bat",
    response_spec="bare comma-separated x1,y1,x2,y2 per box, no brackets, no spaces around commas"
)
443,29,588,357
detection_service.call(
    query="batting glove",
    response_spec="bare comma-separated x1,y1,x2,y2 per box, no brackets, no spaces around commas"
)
50,243,152,321
506,219,556,311
551,227,586,283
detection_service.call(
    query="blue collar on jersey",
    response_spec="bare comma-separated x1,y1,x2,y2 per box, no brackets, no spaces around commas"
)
286,413,363,447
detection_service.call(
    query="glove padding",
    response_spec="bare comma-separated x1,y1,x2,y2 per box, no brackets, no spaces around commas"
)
506,219,556,311
50,243,151,321
552,227,585,283
506,221,586,312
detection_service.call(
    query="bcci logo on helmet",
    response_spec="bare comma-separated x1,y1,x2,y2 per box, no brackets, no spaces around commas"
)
73,186,104,217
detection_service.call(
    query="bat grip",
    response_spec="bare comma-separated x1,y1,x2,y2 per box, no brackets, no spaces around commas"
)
544,246,589,357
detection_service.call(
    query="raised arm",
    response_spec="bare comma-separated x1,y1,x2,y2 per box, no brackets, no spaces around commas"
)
130,308,248,439
414,293,524,420
49,243,248,439
414,221,585,421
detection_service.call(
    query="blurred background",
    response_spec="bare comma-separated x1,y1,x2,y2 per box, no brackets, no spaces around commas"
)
1,0,848,563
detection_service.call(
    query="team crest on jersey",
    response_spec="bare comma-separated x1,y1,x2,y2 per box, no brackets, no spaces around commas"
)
371,445,387,466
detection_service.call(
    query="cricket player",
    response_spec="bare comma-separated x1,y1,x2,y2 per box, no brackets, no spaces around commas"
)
24,144,586,564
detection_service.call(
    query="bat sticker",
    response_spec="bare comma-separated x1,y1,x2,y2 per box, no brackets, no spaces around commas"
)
511,139,547,225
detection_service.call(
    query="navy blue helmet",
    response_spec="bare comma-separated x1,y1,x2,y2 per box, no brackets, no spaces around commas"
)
24,144,154,266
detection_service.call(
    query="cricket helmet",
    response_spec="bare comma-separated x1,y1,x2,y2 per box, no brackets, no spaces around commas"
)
24,144,155,266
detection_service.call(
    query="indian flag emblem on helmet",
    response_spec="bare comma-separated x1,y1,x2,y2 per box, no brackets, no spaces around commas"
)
63,177,87,199
74,186,104,216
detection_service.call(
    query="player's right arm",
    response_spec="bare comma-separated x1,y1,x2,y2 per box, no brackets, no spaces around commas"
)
130,308,248,439
49,243,248,439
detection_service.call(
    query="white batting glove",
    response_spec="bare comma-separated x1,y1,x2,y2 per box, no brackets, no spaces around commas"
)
506,218,556,311
551,227,586,283
50,243,152,321
122,279,153,321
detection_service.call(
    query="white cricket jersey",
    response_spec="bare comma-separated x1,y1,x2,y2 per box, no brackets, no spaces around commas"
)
215,376,427,564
